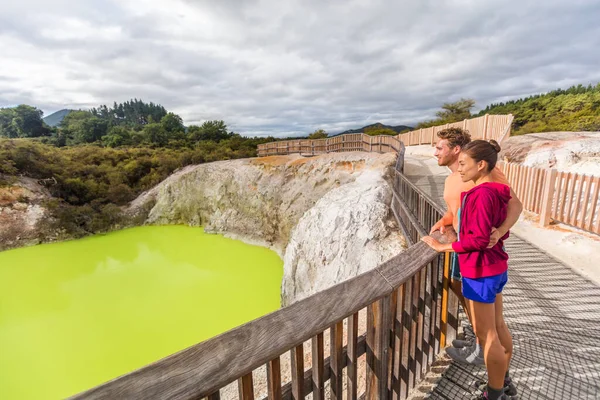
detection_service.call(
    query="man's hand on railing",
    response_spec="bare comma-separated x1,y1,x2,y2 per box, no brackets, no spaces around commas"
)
429,219,447,235
422,227,457,252
422,235,453,252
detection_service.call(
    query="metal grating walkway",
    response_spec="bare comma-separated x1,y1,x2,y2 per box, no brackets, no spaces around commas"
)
404,157,600,400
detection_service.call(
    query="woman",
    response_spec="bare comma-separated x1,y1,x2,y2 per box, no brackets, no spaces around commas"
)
422,140,516,400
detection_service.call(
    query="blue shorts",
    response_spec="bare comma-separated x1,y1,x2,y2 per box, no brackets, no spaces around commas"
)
462,271,508,304
450,252,461,280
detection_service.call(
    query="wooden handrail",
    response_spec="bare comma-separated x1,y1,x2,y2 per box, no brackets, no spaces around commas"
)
71,233,453,400
257,114,513,157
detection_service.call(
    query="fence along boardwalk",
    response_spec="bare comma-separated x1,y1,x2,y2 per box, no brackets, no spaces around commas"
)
403,154,600,400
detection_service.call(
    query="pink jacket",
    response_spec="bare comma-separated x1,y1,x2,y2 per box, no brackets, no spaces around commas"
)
451,182,511,279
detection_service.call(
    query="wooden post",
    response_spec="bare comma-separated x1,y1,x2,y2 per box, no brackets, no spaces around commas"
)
238,374,254,400
330,322,344,400
540,168,558,227
347,313,359,400
267,358,282,400
311,333,324,400
366,296,392,400
482,114,489,140
462,118,467,131
291,345,304,400
440,252,451,348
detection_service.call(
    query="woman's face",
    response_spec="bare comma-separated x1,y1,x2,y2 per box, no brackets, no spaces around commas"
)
457,152,486,182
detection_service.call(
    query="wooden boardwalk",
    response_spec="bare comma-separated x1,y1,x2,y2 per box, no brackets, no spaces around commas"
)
405,157,600,400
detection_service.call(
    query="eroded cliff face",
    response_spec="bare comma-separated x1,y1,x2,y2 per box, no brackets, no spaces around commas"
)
0,177,50,251
130,152,406,304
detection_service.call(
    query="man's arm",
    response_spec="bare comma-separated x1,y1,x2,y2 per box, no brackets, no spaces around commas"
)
488,187,523,247
430,210,453,234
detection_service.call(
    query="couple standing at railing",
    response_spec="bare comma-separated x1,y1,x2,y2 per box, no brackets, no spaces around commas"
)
420,128,524,400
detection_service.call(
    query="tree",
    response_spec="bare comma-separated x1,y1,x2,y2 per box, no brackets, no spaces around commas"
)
188,120,231,142
60,111,108,144
141,123,169,146
160,113,185,139
101,126,132,148
308,129,328,139
0,105,50,138
435,98,475,123
416,98,476,128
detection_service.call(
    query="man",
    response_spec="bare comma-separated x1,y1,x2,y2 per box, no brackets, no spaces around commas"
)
429,127,523,368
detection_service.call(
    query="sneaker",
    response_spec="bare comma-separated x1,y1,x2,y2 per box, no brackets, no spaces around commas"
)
470,386,519,400
452,338,474,348
473,378,518,396
446,343,485,366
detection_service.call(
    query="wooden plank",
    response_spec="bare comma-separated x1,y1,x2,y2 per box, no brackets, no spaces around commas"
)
440,252,450,348
534,168,544,214
579,174,593,230
291,344,304,400
267,358,282,400
311,333,324,400
238,373,254,400
381,295,393,399
347,313,359,400
391,285,405,400
588,176,600,231
400,280,413,399
408,274,419,390
565,172,576,223
366,296,394,400
518,165,526,201
421,262,432,375
558,172,569,221
207,392,220,400
330,321,344,400
571,174,587,227
429,258,439,363
540,169,558,227
415,269,426,383
366,303,376,398
527,167,536,210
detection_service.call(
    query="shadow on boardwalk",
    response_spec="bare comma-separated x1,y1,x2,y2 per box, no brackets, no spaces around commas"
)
404,156,600,400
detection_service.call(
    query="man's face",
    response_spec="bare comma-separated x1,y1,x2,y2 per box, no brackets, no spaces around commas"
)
434,139,460,167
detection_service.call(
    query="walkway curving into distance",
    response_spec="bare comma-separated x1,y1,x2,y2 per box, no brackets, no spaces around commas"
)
404,155,600,400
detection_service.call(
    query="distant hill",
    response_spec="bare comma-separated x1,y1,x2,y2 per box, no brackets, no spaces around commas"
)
337,123,413,135
43,109,73,127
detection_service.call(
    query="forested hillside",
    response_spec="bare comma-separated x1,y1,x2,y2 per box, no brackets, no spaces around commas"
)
477,83,600,134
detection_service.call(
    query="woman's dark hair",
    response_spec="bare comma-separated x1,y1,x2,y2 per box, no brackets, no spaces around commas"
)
462,139,501,171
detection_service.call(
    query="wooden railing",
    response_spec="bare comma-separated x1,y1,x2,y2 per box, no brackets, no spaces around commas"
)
258,133,402,157
257,114,514,157
498,161,600,234
397,114,514,146
72,137,460,400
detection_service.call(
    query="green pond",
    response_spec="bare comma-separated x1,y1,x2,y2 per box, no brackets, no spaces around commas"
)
0,226,283,399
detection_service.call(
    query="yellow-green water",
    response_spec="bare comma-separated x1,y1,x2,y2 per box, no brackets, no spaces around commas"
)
0,226,283,399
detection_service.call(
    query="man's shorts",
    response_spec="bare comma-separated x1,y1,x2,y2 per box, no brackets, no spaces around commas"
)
462,271,508,304
450,252,461,280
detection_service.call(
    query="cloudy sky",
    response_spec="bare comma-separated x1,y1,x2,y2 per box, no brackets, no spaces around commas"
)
1,0,599,137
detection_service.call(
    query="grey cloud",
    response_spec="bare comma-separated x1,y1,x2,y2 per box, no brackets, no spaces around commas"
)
1,0,599,137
